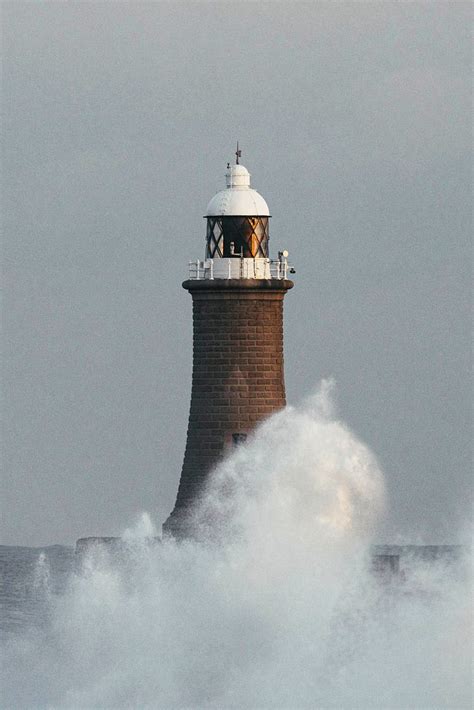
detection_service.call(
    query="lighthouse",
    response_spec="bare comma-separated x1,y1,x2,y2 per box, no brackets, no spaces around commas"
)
163,148,294,538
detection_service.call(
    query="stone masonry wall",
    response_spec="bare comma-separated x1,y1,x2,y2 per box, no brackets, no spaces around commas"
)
163,278,293,536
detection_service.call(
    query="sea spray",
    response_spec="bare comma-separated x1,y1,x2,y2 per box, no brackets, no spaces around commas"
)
2,382,471,708
192,379,384,548
32,552,51,594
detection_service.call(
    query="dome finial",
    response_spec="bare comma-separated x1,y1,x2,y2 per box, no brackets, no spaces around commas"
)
235,141,241,165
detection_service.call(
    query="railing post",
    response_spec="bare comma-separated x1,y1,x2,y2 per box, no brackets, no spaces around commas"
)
210,260,214,280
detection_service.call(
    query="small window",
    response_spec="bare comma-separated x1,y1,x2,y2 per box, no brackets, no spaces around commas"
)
232,432,247,447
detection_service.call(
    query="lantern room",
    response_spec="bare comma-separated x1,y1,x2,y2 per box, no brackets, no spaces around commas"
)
205,162,270,259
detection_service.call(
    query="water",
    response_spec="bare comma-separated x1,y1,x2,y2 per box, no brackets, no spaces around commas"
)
1,384,471,708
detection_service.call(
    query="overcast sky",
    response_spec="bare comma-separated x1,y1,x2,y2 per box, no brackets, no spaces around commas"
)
3,2,471,546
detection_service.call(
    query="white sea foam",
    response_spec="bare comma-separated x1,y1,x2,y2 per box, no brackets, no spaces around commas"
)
2,382,471,708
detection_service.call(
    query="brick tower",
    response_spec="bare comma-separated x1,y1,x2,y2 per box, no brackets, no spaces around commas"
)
163,149,294,537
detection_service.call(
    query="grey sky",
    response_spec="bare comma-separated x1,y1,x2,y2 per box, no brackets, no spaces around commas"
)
2,2,471,546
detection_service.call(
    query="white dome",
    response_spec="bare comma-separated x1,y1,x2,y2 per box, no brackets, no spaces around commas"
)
206,163,270,217
225,164,250,188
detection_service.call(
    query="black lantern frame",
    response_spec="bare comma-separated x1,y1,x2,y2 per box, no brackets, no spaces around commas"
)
206,216,270,259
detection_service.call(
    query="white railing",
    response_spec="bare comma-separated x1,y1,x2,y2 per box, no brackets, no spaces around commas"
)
187,258,293,281
269,259,288,280
188,259,214,280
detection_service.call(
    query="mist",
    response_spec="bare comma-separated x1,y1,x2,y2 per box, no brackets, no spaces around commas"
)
2,384,471,708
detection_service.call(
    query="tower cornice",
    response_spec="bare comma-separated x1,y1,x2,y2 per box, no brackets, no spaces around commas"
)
182,278,294,293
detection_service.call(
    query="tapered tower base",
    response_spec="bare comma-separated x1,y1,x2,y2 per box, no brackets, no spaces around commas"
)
163,278,293,538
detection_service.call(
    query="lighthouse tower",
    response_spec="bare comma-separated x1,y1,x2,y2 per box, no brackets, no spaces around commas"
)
163,149,294,537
